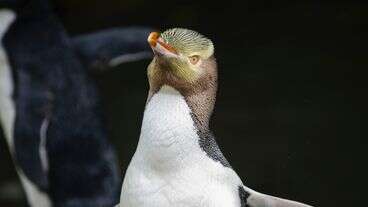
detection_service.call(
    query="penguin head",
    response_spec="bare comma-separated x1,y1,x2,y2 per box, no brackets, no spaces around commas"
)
147,28,217,95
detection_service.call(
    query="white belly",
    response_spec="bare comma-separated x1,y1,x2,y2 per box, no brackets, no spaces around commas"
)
0,9,52,207
120,85,242,207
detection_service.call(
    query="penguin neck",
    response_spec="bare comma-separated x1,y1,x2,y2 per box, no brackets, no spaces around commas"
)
146,79,217,134
136,85,216,171
183,83,216,133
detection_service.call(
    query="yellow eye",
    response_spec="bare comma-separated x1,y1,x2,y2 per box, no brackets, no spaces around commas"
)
189,55,200,65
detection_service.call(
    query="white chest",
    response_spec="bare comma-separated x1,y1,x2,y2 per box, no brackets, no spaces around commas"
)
137,85,200,168
120,86,242,207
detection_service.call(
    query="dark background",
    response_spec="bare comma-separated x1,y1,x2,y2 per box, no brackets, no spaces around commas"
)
0,0,366,206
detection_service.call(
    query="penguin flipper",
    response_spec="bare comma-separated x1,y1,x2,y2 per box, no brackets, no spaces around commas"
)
241,186,314,207
72,27,152,71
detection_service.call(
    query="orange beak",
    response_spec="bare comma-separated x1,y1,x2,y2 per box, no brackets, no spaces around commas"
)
147,32,178,55
147,32,160,47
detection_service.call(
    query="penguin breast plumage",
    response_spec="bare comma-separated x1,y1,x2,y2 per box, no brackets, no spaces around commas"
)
120,85,243,207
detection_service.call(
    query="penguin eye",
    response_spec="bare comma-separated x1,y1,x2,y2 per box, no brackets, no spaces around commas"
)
188,55,200,65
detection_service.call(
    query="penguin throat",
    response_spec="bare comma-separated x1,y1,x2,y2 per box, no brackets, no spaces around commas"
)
138,85,203,168
147,82,216,133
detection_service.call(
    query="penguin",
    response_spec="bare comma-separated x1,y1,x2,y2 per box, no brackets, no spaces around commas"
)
118,28,314,207
0,0,150,206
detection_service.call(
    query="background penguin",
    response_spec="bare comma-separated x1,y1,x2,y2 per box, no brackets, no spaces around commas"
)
0,0,150,206
118,28,314,207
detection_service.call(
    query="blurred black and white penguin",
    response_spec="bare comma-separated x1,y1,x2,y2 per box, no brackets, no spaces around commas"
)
0,0,151,206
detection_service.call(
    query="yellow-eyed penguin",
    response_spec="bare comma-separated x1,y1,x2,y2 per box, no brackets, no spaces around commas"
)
118,28,314,207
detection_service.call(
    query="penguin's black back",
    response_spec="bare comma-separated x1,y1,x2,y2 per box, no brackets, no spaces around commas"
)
3,0,121,206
